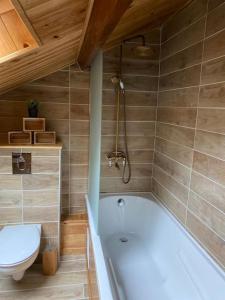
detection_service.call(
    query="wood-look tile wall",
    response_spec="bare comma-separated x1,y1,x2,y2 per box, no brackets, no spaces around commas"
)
100,29,160,193
0,146,61,258
0,66,90,215
153,0,225,269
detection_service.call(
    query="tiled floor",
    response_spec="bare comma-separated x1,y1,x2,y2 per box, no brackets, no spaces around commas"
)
0,255,88,300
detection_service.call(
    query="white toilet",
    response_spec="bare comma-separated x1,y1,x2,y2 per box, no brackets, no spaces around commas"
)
0,224,41,281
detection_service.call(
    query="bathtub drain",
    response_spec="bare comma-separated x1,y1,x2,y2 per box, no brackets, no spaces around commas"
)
120,237,128,243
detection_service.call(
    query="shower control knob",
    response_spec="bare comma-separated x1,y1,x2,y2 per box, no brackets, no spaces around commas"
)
108,159,112,167
122,158,126,166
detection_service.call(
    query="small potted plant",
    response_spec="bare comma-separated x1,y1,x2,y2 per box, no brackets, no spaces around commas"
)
28,100,39,117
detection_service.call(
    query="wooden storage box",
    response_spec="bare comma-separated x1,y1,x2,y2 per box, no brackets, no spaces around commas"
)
34,131,56,144
23,118,45,132
8,131,32,144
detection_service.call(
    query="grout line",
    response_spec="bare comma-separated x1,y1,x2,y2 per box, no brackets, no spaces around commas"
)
186,2,209,226
160,62,201,78
154,163,189,190
192,168,225,190
161,13,206,46
190,189,225,218
187,205,225,243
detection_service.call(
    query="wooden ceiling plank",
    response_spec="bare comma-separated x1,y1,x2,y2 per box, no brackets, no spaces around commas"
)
0,16,17,56
1,10,38,50
77,0,132,69
0,0,14,14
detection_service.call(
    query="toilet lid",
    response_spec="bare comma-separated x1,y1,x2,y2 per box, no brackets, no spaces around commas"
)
0,224,41,266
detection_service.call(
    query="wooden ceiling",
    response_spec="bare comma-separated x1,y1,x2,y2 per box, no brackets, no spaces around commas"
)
0,0,191,94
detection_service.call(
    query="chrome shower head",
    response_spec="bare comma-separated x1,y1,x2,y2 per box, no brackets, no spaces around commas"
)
123,34,154,58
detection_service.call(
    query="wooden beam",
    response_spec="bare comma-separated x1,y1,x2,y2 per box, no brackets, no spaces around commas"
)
77,0,132,69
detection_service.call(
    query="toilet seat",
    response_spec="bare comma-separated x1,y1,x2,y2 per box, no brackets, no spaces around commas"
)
0,224,41,266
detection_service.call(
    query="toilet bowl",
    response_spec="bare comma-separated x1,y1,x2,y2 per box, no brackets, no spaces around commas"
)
0,224,41,281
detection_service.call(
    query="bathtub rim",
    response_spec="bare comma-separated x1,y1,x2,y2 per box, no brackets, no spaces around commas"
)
85,195,114,300
100,192,225,279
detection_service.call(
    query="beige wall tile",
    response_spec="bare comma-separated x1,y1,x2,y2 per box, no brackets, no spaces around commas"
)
32,157,59,174
161,18,205,59
197,108,225,134
204,29,225,61
152,179,186,223
199,82,225,107
23,190,58,206
0,156,12,173
157,108,197,128
208,0,224,11
202,56,225,85
102,106,156,121
70,136,89,151
70,88,89,104
155,137,193,167
162,0,207,42
39,103,69,120
101,136,155,151
153,165,189,204
0,207,22,224
70,193,86,208
186,212,225,268
70,121,89,135
70,72,90,89
70,151,88,164
158,87,199,107
0,190,22,207
161,42,203,75
70,179,88,193
101,163,152,178
103,73,158,91
23,206,58,222
46,119,69,135
0,175,22,190
31,71,69,87
70,165,88,179
103,56,159,76
156,122,195,147
193,151,225,186
191,171,225,213
206,2,225,37
23,174,59,190
102,90,157,106
70,105,89,120
154,151,191,187
101,121,155,136
188,191,225,240
160,65,201,90
0,85,69,103
195,130,225,160
100,177,151,193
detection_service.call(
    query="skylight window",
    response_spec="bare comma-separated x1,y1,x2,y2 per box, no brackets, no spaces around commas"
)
0,0,38,61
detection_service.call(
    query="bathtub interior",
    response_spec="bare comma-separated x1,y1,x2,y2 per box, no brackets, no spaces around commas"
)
99,195,225,300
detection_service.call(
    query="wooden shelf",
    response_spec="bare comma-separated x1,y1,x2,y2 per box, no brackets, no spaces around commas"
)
23,118,45,132
34,131,56,145
8,131,32,144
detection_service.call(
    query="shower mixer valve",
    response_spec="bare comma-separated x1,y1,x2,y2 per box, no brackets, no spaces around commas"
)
106,151,127,169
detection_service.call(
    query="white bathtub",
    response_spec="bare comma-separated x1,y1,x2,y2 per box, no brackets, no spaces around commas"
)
87,194,225,300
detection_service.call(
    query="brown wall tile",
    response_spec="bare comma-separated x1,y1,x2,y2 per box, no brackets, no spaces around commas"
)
156,122,195,147
160,65,201,90
157,108,197,127
158,87,199,107
197,108,225,134
193,151,225,186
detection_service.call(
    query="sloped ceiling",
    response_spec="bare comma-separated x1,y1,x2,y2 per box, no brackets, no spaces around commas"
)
0,0,191,94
